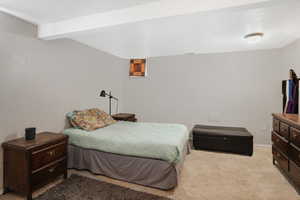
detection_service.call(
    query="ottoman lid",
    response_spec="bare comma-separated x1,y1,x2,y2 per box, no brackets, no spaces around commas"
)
193,125,253,138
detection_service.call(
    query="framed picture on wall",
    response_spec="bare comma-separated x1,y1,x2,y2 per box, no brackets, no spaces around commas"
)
129,59,146,77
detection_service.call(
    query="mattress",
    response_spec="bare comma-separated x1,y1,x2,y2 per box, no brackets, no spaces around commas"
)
63,121,189,163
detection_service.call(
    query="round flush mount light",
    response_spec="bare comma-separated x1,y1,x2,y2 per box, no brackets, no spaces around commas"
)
244,32,264,43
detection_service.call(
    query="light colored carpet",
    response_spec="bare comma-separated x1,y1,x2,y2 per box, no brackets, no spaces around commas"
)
1,146,299,200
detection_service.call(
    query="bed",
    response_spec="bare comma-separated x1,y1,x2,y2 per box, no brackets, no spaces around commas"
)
63,121,190,190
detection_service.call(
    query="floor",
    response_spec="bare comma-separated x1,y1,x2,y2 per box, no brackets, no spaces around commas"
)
1,146,299,200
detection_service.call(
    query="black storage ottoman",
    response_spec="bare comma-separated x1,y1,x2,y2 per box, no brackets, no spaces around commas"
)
192,125,253,156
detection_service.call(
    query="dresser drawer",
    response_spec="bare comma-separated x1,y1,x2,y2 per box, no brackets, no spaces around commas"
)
290,127,300,148
279,122,289,139
290,161,300,188
273,118,280,133
32,159,66,189
290,144,300,167
272,147,288,172
272,132,288,156
31,141,67,170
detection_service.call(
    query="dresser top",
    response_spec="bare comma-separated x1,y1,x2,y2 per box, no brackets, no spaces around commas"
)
2,132,67,151
273,113,300,127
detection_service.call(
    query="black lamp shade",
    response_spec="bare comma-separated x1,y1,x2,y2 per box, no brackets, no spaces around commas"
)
100,90,106,97
99,90,118,115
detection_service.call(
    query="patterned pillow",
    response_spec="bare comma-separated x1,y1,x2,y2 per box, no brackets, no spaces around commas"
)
96,109,116,126
66,111,80,129
66,108,115,131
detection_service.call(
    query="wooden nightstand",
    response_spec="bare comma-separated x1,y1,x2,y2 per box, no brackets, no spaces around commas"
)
112,113,137,122
2,132,68,200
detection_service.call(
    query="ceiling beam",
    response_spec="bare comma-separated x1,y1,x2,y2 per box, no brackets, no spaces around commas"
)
38,0,271,40
0,6,39,25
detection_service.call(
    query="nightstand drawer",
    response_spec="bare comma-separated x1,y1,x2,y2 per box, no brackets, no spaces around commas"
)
32,159,66,189
31,141,67,170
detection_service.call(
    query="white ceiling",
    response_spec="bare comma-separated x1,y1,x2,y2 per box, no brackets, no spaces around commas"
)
70,0,300,58
1,0,300,58
0,0,157,23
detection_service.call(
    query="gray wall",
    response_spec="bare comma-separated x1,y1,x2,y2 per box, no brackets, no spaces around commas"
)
281,39,300,75
0,12,126,189
123,50,284,145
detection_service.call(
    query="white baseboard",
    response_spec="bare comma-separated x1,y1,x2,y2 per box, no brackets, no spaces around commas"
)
255,144,272,148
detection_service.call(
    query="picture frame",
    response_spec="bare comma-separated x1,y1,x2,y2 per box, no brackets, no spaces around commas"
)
129,59,146,77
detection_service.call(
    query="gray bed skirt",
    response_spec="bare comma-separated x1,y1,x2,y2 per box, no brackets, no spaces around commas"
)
68,144,190,190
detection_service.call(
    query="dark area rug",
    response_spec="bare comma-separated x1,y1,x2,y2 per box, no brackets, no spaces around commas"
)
34,174,172,200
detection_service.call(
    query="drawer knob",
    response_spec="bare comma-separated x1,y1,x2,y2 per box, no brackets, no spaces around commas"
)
48,167,55,173
48,150,56,156
277,153,281,158
276,139,280,143
293,133,298,139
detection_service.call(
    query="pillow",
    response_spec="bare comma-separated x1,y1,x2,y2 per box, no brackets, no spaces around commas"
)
66,108,116,131
66,111,80,129
96,109,116,126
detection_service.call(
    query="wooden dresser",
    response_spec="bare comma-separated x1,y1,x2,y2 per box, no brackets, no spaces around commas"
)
272,113,300,190
2,132,68,200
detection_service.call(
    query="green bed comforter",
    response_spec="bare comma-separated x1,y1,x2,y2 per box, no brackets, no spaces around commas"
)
63,121,189,164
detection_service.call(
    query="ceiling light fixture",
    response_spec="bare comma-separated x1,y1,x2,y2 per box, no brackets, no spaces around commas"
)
244,32,264,43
